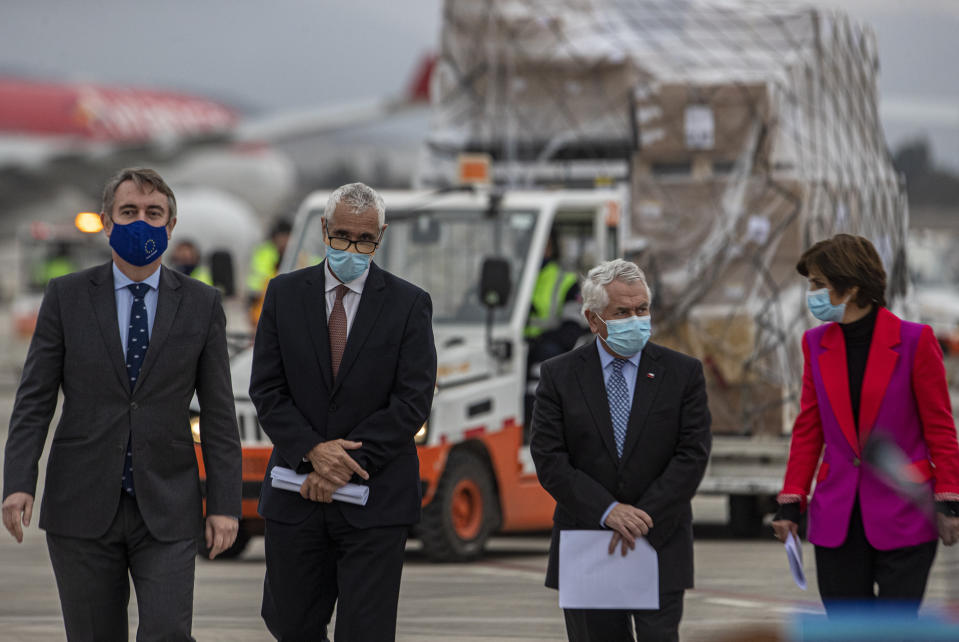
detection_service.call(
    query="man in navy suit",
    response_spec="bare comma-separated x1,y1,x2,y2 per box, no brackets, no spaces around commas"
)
250,182,437,641
531,258,712,642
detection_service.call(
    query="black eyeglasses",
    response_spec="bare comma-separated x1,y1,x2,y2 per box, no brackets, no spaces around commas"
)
327,235,379,255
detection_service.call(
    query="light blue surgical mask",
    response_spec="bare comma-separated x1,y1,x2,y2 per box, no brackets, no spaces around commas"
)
806,288,846,323
326,246,371,283
598,314,651,357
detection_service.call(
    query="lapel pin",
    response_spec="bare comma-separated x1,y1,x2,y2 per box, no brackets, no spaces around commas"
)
647,372,655,379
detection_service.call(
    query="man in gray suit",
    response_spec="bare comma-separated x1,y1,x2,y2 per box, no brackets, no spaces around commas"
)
2,168,242,641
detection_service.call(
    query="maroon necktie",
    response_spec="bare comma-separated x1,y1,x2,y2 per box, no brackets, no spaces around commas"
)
329,284,349,377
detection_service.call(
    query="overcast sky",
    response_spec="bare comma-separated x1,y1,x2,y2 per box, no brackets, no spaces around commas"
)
2,0,957,168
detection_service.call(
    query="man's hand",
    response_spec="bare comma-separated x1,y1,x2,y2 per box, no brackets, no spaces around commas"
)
772,519,799,543
604,503,653,556
300,472,340,503
609,532,634,557
2,492,34,543
307,439,370,486
205,515,239,560
938,513,959,546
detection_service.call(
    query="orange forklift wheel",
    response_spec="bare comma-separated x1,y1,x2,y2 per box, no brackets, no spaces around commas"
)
450,478,483,540
419,449,500,562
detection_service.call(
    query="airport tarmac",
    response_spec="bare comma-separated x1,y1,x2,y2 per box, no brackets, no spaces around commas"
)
0,357,957,640
2,481,957,641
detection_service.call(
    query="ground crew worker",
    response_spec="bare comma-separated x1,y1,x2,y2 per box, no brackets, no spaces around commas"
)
524,231,588,432
170,239,213,286
525,232,579,340
246,219,291,326
32,243,76,289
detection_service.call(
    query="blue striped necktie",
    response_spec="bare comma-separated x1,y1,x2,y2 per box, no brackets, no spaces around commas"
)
122,282,150,495
607,358,630,458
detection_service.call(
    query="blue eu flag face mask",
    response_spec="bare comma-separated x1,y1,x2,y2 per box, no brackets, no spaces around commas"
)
326,246,372,283
598,314,652,357
806,288,847,323
109,220,168,266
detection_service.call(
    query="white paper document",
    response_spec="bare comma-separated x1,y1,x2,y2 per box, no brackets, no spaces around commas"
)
559,530,659,610
269,466,370,506
785,532,807,590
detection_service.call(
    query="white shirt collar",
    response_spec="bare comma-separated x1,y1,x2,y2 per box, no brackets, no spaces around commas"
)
113,262,161,291
324,259,370,295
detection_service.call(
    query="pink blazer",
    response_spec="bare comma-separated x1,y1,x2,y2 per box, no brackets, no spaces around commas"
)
781,308,959,550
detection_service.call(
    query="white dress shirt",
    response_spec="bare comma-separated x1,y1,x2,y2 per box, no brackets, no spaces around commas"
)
324,260,369,336
301,261,371,464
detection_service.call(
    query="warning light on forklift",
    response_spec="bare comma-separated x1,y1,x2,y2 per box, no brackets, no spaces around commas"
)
457,153,491,185
75,212,103,234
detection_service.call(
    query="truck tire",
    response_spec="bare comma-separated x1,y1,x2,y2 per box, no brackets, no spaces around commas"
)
198,521,252,560
728,494,765,538
419,450,500,562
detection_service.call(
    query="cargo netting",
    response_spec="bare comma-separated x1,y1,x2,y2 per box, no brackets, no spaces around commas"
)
423,0,908,436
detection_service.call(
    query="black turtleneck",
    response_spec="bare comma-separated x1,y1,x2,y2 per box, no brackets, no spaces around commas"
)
841,306,878,430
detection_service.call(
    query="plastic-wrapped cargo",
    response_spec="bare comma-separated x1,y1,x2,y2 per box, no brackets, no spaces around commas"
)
424,0,908,436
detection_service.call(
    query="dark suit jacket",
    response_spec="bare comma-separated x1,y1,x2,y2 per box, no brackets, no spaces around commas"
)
250,261,436,529
530,340,712,593
3,263,241,541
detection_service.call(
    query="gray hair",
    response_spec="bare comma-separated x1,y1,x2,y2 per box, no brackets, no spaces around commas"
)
101,167,177,221
323,182,386,226
581,259,650,315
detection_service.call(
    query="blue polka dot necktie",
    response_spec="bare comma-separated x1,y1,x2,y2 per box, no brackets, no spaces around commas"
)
607,358,630,458
122,282,150,495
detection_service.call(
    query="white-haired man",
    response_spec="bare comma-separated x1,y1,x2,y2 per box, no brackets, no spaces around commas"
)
250,182,437,641
530,258,711,641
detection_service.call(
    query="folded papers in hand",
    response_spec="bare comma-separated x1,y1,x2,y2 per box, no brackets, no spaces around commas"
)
270,466,369,506
785,531,807,590
559,530,659,610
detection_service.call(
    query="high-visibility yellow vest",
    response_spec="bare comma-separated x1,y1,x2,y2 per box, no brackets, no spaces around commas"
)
190,265,213,286
525,261,578,338
33,256,76,287
247,241,280,294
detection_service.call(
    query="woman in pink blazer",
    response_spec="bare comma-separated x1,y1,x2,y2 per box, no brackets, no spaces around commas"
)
772,234,959,615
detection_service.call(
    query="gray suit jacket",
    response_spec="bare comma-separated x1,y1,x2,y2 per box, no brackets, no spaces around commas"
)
3,262,241,541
